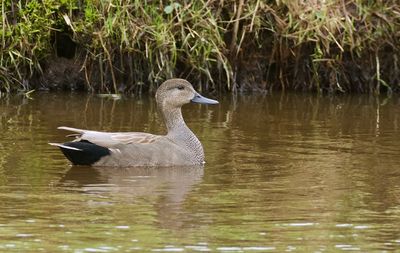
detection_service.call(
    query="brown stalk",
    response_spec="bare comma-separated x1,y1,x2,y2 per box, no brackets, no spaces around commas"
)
97,33,118,94
230,0,244,56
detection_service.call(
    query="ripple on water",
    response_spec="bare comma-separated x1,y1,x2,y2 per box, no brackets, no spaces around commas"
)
1,93,400,252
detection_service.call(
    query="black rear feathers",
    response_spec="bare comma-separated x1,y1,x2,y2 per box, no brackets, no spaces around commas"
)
58,141,110,165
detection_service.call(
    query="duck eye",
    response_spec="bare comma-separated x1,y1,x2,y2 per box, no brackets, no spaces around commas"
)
177,85,185,90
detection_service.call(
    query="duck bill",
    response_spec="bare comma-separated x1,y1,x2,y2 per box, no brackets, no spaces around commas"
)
191,93,219,105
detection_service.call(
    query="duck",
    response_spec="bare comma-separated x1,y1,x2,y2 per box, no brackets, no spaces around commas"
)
49,78,218,167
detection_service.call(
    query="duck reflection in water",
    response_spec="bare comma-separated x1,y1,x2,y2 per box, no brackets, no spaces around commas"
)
60,165,204,229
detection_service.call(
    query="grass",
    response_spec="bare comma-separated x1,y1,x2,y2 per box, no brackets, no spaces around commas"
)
0,0,399,94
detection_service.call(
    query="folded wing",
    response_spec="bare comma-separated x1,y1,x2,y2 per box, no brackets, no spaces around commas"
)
57,126,161,148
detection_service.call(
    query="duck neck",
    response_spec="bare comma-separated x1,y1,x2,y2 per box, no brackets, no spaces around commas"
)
162,108,188,134
162,107,204,161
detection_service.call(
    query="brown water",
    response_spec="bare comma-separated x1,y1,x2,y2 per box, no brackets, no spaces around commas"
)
0,92,400,252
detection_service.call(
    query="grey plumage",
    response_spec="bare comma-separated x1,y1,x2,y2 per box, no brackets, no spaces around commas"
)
50,78,218,167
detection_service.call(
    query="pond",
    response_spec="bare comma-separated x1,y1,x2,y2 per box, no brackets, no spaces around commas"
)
0,92,400,252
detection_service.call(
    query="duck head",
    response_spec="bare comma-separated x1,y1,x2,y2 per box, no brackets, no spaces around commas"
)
156,79,218,109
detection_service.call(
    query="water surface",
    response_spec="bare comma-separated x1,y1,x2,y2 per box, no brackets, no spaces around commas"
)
0,92,400,252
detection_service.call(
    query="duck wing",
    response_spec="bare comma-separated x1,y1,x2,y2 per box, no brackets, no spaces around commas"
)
57,126,161,148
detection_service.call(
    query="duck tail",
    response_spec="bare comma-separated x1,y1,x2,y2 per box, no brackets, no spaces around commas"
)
49,141,110,166
49,143,82,151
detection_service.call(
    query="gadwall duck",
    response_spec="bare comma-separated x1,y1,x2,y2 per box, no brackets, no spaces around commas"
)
50,78,218,166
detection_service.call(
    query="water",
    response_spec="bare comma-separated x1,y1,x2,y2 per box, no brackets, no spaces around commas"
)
0,92,400,252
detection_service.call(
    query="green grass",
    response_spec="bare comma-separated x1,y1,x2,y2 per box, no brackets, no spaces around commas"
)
0,0,399,93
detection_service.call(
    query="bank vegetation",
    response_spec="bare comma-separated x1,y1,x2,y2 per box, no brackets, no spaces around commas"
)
1,0,399,94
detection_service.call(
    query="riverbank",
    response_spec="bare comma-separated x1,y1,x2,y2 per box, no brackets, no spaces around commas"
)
1,1,399,94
